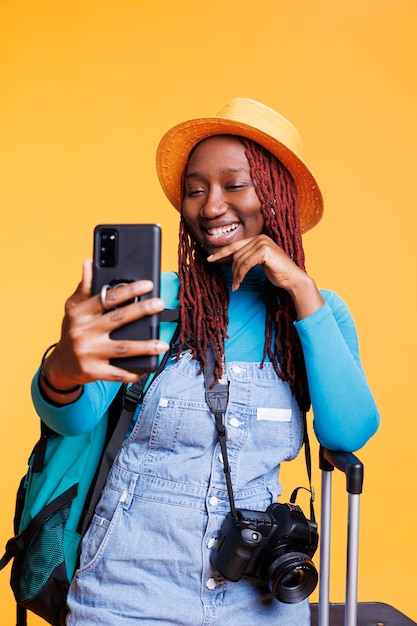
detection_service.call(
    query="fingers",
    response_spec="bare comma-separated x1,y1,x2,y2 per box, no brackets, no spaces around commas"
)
207,238,250,264
208,237,268,290
64,260,94,313
76,338,170,384
55,273,169,385
67,275,159,321
98,280,156,313
81,259,93,294
207,235,297,291
98,295,166,332
99,338,169,365
229,239,264,289
84,283,169,379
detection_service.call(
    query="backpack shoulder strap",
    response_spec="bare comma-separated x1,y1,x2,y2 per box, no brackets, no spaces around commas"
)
80,307,180,536
79,379,145,536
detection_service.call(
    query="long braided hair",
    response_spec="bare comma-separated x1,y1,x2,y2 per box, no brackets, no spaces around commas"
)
177,135,310,412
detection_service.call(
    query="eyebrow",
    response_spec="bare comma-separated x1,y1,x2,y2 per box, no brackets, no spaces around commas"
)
185,167,249,180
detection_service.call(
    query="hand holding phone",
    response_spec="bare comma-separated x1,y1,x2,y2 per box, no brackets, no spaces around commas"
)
92,224,162,373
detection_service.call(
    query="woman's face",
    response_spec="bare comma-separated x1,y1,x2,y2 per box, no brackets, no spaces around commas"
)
182,135,264,256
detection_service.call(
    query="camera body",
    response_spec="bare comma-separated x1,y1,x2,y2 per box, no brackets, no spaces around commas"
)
210,502,319,604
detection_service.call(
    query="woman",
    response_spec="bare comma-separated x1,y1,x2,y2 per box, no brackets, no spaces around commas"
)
32,98,379,625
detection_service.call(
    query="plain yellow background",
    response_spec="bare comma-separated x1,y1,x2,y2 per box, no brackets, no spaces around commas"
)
1,0,416,623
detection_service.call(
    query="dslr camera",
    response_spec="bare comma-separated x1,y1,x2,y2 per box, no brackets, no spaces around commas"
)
210,501,319,603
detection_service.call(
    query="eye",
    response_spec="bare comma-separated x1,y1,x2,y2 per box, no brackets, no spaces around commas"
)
186,186,205,197
225,181,249,191
185,185,204,197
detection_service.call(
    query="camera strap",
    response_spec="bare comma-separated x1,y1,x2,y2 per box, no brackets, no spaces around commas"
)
204,341,237,518
203,340,315,524
289,420,316,524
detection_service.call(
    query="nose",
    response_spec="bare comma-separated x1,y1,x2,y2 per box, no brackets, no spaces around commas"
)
200,186,227,218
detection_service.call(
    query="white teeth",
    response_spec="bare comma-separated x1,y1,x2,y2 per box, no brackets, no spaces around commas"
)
207,223,239,238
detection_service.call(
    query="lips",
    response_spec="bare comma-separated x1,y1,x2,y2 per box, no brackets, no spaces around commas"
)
205,222,240,239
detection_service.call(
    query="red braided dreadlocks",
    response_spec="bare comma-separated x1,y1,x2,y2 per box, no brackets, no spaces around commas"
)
177,136,310,411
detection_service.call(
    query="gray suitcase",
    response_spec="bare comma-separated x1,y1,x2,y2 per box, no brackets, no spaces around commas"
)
310,447,416,626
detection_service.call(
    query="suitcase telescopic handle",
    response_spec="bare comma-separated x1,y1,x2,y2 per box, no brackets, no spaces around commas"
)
319,447,364,494
318,447,364,626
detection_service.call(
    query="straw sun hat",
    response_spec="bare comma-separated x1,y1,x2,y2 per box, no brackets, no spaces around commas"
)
156,98,323,233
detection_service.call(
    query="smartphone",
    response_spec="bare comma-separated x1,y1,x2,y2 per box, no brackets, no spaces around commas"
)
92,223,161,373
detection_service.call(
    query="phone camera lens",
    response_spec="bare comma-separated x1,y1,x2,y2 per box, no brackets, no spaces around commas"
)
99,229,117,267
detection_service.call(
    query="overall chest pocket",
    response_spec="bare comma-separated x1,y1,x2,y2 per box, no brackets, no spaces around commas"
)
148,397,217,454
140,396,220,485
227,372,304,468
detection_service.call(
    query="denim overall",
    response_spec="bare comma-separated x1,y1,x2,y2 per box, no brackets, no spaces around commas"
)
67,352,311,625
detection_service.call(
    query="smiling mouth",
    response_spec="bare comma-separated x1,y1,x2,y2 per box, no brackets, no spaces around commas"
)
206,223,240,238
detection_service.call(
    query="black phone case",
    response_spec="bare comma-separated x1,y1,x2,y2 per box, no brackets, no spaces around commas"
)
92,224,161,373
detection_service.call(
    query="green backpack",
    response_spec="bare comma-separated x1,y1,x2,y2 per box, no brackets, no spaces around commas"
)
1,304,179,626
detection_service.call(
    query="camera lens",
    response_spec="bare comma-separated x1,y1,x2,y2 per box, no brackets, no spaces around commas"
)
264,552,318,604
281,568,306,588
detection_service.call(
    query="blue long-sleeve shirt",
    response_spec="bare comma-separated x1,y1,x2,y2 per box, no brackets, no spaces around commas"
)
32,268,379,452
